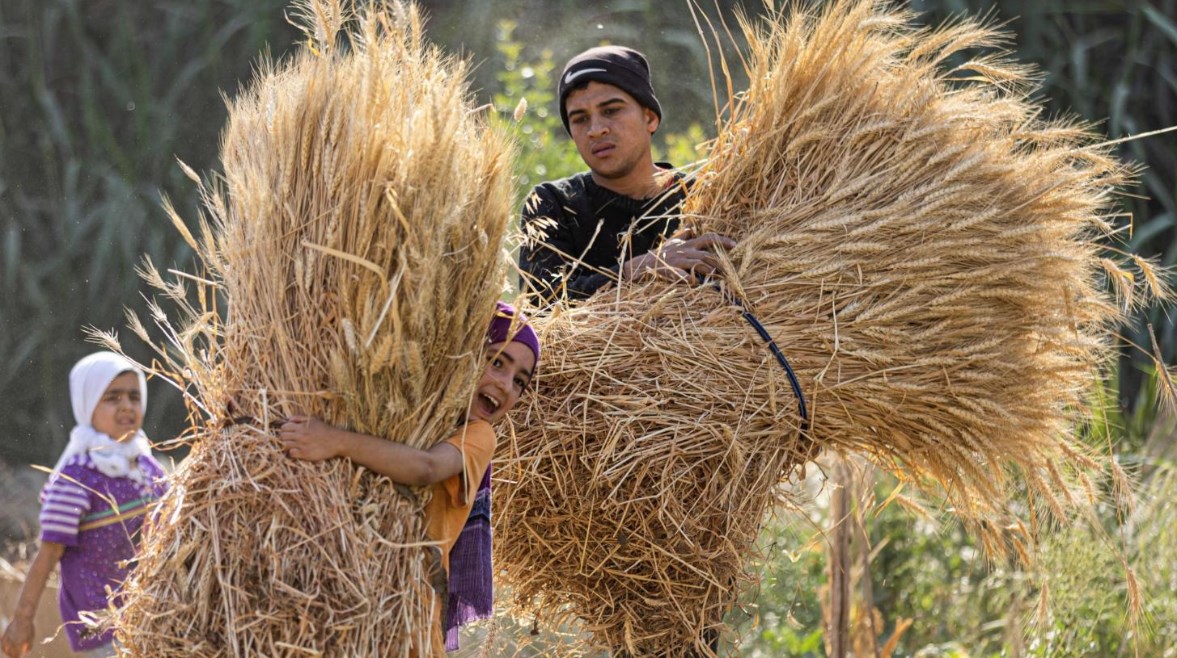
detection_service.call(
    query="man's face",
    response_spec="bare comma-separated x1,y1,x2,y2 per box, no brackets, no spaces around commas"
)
565,81,659,182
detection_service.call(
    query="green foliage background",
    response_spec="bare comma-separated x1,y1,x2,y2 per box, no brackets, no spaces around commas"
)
1,0,1175,654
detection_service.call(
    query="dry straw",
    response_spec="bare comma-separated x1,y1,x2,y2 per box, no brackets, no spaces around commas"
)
98,1,514,655
496,0,1167,655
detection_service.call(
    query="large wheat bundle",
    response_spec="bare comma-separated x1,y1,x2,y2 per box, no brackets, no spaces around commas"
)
495,1,1163,655
103,1,514,656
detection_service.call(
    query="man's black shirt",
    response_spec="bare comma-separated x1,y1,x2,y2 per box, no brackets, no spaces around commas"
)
518,166,688,302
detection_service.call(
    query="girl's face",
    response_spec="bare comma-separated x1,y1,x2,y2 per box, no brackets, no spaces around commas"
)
91,371,144,441
470,341,536,425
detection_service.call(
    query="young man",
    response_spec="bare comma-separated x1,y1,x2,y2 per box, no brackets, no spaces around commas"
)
518,45,734,303
517,45,729,656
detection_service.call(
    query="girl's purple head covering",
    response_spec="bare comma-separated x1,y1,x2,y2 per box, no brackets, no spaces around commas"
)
487,301,540,365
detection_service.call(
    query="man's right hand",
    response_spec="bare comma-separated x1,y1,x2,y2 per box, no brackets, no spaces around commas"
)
622,231,737,284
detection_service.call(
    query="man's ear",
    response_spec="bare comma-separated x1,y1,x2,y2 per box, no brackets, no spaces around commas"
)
644,107,660,134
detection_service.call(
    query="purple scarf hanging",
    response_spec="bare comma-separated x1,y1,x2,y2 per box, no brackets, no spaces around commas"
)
444,465,494,651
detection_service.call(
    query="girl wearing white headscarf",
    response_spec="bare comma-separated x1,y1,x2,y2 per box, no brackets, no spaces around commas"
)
1,352,166,658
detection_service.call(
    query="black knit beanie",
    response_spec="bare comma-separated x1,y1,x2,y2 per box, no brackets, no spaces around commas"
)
558,46,662,136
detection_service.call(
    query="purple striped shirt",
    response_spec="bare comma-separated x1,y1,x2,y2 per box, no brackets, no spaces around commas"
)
39,454,166,651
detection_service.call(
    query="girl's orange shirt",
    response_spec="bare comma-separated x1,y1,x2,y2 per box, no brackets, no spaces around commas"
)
423,418,496,574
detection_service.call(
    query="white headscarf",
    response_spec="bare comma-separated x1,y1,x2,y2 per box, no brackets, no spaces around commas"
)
52,351,152,483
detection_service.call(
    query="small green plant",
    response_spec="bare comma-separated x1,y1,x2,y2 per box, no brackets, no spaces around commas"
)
490,21,585,196
734,510,827,657
654,122,709,172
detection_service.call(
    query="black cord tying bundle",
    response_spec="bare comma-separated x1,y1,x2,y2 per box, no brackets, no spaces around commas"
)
711,282,810,436
739,307,810,433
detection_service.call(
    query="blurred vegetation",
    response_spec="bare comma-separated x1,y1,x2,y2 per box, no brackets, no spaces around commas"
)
2,0,1176,655
0,0,301,464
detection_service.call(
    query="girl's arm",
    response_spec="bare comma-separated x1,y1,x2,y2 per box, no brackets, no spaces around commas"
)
1,541,64,658
279,415,463,486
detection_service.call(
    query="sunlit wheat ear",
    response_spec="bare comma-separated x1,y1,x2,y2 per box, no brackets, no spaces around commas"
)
495,0,1169,654
110,1,515,656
